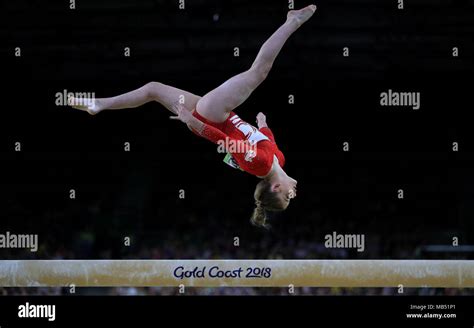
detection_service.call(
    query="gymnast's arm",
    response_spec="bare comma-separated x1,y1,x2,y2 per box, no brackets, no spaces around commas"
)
169,104,226,142
256,112,276,143
170,104,256,153
256,111,285,166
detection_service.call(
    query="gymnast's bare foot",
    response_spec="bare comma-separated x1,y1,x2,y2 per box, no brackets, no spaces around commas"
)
68,97,103,115
287,4,317,27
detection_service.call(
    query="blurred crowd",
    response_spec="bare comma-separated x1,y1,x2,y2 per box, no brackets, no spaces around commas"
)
2,286,471,296
1,214,472,295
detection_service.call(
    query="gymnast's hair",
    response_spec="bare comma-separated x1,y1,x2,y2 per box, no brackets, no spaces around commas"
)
251,180,284,229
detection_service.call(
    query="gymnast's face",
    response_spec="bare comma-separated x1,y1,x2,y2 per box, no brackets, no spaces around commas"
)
272,177,297,209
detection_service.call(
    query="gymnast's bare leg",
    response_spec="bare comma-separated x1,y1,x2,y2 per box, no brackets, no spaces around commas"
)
69,82,201,115
195,5,316,123
69,5,316,118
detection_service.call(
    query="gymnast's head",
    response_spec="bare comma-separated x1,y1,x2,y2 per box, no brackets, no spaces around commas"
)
251,176,297,228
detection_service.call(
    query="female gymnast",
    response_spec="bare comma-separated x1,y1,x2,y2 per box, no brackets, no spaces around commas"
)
70,5,317,228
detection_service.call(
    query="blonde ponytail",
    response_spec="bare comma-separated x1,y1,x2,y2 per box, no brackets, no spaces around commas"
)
250,200,270,229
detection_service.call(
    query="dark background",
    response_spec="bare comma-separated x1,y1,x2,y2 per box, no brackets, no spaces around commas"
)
0,0,473,294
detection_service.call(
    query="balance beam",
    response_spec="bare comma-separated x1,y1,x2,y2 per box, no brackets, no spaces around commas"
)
0,260,473,288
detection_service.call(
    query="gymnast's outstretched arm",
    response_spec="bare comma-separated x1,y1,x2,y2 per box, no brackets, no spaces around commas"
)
256,112,268,129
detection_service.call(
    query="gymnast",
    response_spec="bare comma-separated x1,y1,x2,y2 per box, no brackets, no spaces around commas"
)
70,5,317,228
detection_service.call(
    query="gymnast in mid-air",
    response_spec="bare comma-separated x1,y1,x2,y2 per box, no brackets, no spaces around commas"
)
70,5,317,228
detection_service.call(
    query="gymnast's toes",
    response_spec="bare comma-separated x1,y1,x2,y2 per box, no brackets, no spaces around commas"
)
68,97,101,115
287,4,317,26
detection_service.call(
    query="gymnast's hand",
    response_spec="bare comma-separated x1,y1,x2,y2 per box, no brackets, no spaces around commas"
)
170,103,193,124
256,112,268,129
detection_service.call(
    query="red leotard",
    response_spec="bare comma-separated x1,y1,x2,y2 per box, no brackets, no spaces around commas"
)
191,110,285,177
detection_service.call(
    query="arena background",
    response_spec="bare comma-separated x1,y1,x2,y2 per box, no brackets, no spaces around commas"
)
0,0,473,295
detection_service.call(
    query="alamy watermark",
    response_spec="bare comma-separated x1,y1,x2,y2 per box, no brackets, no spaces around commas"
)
0,231,38,252
380,89,420,110
217,137,258,161
18,302,55,322
324,231,365,252
55,89,96,107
